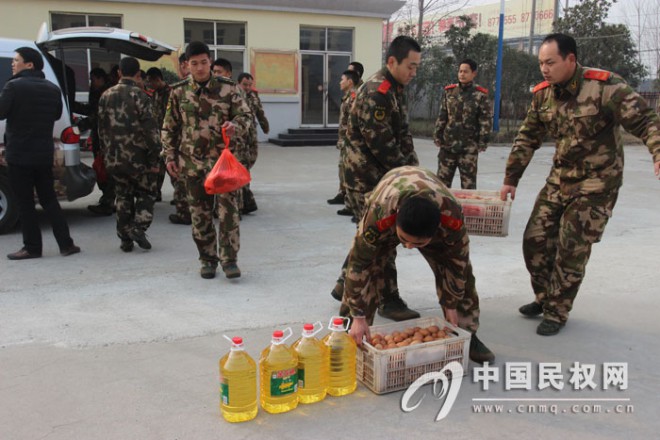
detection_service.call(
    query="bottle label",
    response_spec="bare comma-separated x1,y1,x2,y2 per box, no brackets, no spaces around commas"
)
270,367,298,396
220,378,229,405
298,367,305,389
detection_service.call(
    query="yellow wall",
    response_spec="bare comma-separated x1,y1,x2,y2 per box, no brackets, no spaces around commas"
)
0,0,385,77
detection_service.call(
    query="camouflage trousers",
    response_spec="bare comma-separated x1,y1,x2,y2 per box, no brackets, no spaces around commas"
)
172,176,190,219
112,172,157,241
336,146,347,196
437,145,479,189
336,188,400,309
523,183,619,324
183,174,240,267
340,246,481,334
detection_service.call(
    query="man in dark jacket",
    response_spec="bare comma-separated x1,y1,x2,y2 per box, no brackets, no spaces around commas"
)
0,46,80,259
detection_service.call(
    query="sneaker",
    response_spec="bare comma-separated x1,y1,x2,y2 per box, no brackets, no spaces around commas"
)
200,264,217,279
537,319,564,336
222,263,241,279
120,240,134,252
128,230,151,250
519,301,543,316
87,203,114,216
469,334,495,364
7,248,41,260
169,213,192,225
337,208,353,216
60,244,81,257
327,193,345,205
377,296,420,321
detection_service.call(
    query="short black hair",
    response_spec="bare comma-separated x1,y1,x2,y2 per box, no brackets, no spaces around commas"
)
459,58,478,72
89,67,108,81
14,46,43,71
213,58,233,74
348,61,364,79
386,36,421,64
396,197,441,238
237,72,253,83
178,53,188,64
119,57,140,77
146,67,163,80
342,70,360,86
185,41,211,59
542,33,578,60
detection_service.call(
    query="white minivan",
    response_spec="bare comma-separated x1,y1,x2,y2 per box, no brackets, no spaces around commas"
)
0,24,174,233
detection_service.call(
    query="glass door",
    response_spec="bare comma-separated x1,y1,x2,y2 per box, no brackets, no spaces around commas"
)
301,53,351,127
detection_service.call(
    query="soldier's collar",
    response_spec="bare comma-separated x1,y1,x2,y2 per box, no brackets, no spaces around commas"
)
383,68,403,93
459,81,473,90
553,65,582,98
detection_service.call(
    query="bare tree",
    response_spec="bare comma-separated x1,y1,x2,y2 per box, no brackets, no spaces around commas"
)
618,0,660,84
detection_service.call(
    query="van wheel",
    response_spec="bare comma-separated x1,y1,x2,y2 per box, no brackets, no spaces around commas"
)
0,174,19,234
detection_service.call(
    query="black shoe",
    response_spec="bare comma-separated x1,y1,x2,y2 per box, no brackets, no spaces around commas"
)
120,240,134,252
200,264,217,279
7,248,41,260
331,284,343,301
222,263,241,279
378,296,420,321
169,200,176,206
169,213,192,225
241,204,258,215
537,319,564,336
155,192,162,202
87,203,114,216
469,334,495,364
128,230,151,250
337,208,353,216
60,244,81,257
327,193,345,205
519,301,543,317
351,216,357,223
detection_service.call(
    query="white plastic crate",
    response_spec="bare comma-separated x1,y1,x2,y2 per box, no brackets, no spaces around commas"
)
450,189,512,237
356,316,470,395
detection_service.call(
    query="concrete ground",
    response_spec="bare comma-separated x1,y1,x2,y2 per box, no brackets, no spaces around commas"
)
1,140,659,440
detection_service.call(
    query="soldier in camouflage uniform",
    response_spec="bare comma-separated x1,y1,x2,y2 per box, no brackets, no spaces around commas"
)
500,34,660,336
238,72,270,215
146,67,171,203
162,41,252,280
345,166,494,363
97,57,161,252
434,58,492,189
332,36,421,322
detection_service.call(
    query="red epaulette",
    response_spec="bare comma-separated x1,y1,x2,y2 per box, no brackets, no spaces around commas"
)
444,84,458,90
377,80,392,95
532,81,550,93
251,88,260,94
144,88,154,97
583,69,611,82
476,85,489,94
441,214,463,231
376,213,397,232
350,91,356,99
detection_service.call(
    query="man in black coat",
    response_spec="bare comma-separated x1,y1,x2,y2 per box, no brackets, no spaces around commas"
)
0,46,80,259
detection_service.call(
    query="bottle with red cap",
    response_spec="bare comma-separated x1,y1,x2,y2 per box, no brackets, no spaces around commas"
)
219,335,257,422
292,321,329,404
259,327,299,413
322,316,357,396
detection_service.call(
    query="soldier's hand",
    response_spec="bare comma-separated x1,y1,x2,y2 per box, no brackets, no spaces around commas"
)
349,316,370,347
222,121,236,138
166,161,179,179
500,184,516,201
434,139,442,148
443,307,459,327
654,160,660,179
478,145,488,153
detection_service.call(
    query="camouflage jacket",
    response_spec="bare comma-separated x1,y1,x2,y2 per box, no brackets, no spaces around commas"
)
337,89,356,150
97,78,161,174
345,166,469,317
161,76,252,176
245,89,269,133
505,65,660,195
150,84,171,129
344,67,419,193
434,81,492,151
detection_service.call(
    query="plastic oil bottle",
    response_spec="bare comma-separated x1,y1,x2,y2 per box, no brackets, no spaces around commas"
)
219,335,258,423
259,328,299,413
322,317,357,396
292,322,329,404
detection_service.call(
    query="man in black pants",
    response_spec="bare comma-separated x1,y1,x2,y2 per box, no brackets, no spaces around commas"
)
0,46,80,260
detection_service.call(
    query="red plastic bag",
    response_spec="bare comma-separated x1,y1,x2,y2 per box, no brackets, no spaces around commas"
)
204,128,251,194
92,153,108,184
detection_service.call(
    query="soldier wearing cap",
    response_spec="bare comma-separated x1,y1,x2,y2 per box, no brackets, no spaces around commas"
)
434,58,492,189
500,33,660,336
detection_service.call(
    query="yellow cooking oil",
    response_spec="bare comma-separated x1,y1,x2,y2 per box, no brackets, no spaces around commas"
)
219,336,257,423
259,328,299,413
292,322,329,404
322,317,357,396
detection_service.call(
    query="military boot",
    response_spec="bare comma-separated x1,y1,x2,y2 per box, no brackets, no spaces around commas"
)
200,263,217,279
129,229,151,250
469,334,495,364
377,295,420,321
327,193,344,205
537,319,564,336
519,301,543,316
222,263,241,279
